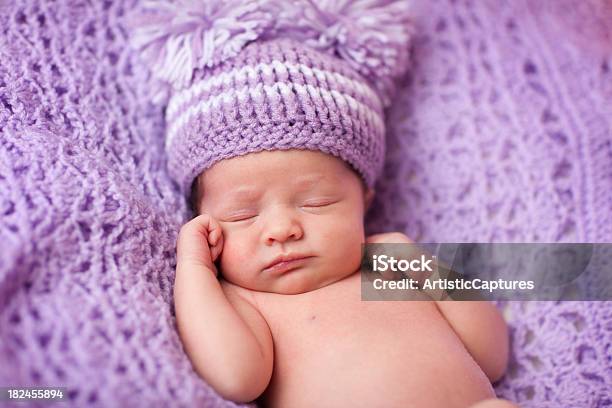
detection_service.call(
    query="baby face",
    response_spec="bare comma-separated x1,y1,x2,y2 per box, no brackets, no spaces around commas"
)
196,149,370,294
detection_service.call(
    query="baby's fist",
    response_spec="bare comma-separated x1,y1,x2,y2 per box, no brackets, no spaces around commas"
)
177,213,224,273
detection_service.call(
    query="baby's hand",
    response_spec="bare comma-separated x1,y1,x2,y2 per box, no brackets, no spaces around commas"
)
177,213,224,275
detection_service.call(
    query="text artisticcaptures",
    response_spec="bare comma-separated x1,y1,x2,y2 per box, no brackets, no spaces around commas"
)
361,243,610,301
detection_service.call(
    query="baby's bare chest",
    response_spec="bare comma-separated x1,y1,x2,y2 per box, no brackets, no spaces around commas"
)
257,274,445,345
251,274,494,407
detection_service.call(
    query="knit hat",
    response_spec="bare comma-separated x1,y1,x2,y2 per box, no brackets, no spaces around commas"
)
127,0,414,195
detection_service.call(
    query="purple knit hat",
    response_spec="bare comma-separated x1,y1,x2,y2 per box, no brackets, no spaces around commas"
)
127,0,414,195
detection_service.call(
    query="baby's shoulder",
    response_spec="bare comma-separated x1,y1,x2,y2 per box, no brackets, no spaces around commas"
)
220,280,274,332
220,279,260,309
219,278,242,293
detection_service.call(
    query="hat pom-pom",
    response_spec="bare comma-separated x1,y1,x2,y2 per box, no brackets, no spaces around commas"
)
126,0,276,102
270,0,414,107
126,0,413,107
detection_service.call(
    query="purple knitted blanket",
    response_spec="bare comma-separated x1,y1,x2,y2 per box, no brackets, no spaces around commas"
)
1,0,610,407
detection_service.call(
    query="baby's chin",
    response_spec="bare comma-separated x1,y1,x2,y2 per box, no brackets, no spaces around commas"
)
223,267,357,295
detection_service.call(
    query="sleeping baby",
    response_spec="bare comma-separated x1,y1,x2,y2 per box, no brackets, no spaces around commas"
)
175,148,519,408
128,1,520,406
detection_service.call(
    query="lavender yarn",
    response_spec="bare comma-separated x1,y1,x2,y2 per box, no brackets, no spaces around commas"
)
166,38,386,194
0,1,610,408
367,0,612,406
127,0,414,195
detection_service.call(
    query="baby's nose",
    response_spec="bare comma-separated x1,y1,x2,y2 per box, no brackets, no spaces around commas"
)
263,211,303,245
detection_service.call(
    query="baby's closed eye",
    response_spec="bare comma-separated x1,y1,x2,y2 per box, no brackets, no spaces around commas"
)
223,200,338,220
300,198,339,208
222,211,259,222
216,194,343,222
299,194,344,212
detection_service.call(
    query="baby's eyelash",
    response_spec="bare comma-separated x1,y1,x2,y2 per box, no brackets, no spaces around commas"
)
226,214,258,222
302,200,338,207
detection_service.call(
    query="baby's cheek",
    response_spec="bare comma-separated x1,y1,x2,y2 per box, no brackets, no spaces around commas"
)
325,223,364,269
219,238,243,270
346,223,367,263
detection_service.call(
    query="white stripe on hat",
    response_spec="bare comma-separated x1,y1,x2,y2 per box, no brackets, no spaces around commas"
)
165,81,384,149
166,61,381,122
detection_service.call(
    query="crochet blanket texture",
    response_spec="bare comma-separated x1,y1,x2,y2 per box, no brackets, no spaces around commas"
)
0,0,610,407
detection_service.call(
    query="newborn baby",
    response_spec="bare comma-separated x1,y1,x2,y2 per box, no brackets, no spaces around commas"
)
128,3,519,405
174,149,518,408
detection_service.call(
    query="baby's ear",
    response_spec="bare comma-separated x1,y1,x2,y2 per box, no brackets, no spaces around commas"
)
365,188,375,211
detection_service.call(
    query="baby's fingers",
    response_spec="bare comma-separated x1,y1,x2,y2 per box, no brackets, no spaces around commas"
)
208,224,221,245
208,219,223,246
210,233,224,262
204,216,223,262
177,214,214,267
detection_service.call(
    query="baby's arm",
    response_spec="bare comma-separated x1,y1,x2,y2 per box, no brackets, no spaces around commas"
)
365,232,509,383
434,301,509,383
174,214,273,402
